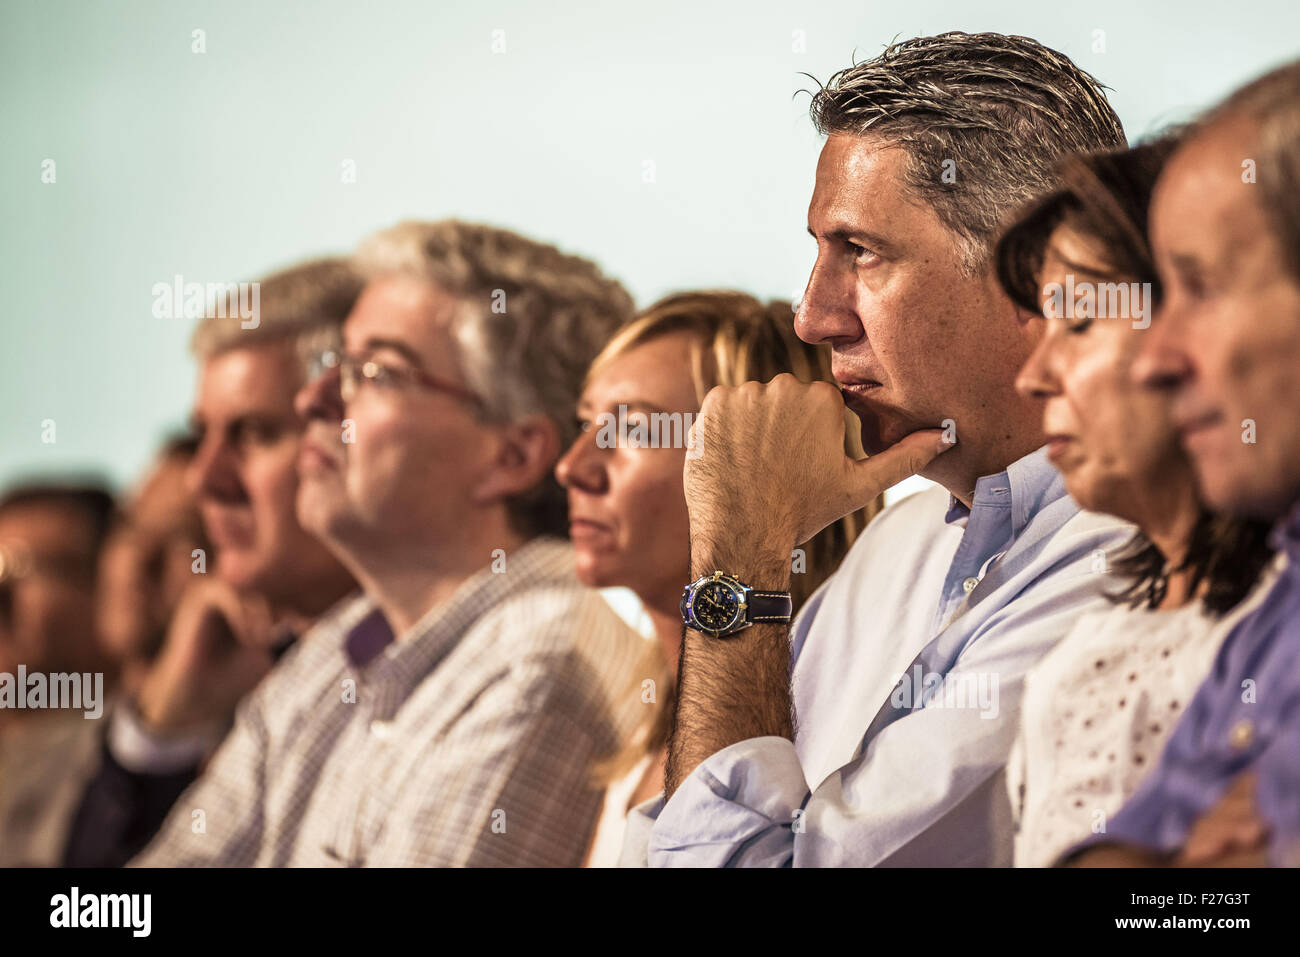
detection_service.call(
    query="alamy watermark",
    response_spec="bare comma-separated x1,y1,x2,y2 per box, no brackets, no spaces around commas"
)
151,274,260,329
586,404,702,457
890,664,1000,719
50,887,150,937
0,666,103,719
1042,274,1153,330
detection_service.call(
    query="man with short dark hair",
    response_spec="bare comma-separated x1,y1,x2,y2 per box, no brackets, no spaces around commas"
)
623,32,1134,867
0,483,116,866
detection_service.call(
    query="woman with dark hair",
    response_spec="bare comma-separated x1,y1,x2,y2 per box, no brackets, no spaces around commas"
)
996,138,1280,866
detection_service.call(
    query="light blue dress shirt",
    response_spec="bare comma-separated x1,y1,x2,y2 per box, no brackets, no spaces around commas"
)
620,446,1133,866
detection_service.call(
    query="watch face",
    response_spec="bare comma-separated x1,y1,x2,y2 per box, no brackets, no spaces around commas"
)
691,580,742,632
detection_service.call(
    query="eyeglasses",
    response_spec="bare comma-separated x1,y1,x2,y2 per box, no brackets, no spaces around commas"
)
308,350,483,408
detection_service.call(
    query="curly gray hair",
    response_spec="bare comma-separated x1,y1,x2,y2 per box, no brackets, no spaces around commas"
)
808,32,1127,272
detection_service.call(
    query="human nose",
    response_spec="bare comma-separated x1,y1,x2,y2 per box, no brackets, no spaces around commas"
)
295,362,345,424
795,250,862,345
1015,327,1062,402
555,425,608,494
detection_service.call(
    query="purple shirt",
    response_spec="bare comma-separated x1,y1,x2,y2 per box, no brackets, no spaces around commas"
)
1072,503,1300,866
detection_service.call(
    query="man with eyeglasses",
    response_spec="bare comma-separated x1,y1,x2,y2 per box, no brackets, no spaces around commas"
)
132,220,647,867
309,348,486,406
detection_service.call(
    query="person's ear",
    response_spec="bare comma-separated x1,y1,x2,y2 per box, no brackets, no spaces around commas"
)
469,414,562,506
987,271,1040,331
1015,297,1045,331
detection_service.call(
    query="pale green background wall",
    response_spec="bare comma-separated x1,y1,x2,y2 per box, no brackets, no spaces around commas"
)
3,0,1298,492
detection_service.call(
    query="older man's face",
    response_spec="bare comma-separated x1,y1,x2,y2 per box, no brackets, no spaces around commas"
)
1136,117,1300,518
796,135,1042,478
295,275,500,564
188,344,346,607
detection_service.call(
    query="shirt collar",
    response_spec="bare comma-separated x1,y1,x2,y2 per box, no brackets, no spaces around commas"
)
344,610,393,667
943,445,1065,538
342,536,577,719
1271,499,1300,562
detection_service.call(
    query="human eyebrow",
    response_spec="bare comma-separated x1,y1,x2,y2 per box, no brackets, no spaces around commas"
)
1053,256,1122,284
227,414,292,441
815,226,894,256
357,337,428,370
580,398,674,418
619,399,674,416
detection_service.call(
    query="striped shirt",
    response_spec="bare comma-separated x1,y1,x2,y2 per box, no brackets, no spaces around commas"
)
132,537,648,867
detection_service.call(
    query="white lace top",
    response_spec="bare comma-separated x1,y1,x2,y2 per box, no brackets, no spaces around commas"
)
1007,562,1280,867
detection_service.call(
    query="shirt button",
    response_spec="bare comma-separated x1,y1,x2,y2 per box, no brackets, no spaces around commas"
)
1229,719,1255,751
962,577,980,594
370,719,393,741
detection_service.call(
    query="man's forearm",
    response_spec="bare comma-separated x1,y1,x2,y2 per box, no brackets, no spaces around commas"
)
665,539,796,797
663,377,943,800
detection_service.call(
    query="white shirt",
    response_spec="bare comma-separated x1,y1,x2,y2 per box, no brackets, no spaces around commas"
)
623,447,1134,866
1007,559,1281,867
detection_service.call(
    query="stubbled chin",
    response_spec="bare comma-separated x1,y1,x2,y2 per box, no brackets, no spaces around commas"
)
852,408,918,457
214,551,259,589
841,390,903,444
845,403,887,455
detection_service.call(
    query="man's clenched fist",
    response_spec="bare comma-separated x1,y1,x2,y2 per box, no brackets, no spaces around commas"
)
685,373,953,558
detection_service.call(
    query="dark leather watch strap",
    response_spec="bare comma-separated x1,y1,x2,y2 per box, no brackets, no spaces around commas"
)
748,590,793,623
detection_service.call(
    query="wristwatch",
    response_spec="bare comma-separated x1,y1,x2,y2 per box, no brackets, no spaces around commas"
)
680,570,793,638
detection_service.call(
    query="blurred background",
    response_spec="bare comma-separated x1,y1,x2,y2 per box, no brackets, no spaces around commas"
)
3,0,1299,500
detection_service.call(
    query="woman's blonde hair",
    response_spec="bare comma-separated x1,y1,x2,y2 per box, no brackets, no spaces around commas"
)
591,290,883,784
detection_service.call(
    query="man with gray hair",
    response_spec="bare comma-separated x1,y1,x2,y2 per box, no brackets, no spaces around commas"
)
65,258,361,866
623,32,1135,866
134,220,646,866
